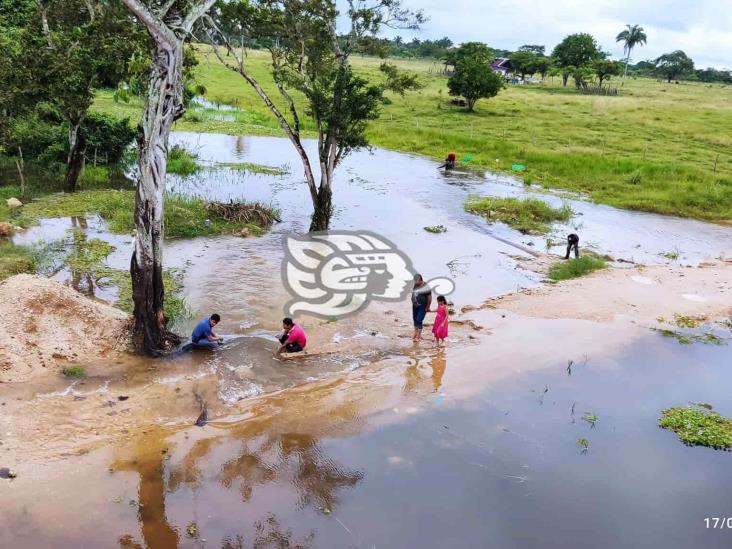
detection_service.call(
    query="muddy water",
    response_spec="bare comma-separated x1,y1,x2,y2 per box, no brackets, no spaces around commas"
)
3,317,732,548
11,132,732,411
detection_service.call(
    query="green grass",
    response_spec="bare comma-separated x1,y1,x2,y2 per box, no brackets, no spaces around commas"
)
465,196,572,234
423,225,447,233
213,162,287,175
660,405,732,449
20,190,277,239
94,47,732,222
62,366,86,378
168,145,200,176
0,241,36,281
99,268,190,326
548,255,607,281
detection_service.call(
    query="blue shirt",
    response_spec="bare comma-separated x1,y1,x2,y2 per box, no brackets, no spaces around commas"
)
191,318,212,343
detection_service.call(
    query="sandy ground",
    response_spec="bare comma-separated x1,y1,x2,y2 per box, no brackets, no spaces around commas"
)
0,274,131,383
471,259,732,324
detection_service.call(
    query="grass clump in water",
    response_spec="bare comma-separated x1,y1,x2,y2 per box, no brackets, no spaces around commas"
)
0,241,37,281
62,366,86,378
659,405,732,449
547,254,607,281
464,196,571,234
167,145,200,176
22,191,278,239
423,225,447,233
213,162,287,176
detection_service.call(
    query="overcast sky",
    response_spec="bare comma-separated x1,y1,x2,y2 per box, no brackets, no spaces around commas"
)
379,0,731,69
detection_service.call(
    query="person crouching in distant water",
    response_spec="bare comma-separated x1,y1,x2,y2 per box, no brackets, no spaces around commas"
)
565,233,580,259
276,317,307,355
438,152,457,170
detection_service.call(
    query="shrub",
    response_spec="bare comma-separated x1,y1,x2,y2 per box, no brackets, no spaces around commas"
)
465,196,572,234
548,255,606,281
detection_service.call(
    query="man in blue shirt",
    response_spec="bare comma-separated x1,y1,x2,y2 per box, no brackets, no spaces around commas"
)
191,314,223,349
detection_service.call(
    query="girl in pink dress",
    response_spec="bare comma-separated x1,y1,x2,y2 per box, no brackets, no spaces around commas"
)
432,295,449,346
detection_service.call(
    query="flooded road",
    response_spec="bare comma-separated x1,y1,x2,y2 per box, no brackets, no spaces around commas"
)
4,133,732,548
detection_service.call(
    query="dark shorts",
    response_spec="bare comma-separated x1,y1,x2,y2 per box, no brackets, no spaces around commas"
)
413,305,427,328
279,334,304,353
192,339,218,350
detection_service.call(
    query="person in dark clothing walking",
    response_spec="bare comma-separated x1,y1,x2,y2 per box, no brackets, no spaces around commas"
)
565,233,580,259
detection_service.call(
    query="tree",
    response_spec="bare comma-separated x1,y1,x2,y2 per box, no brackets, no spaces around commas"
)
551,33,602,86
453,41,493,64
121,0,217,355
509,50,539,80
535,55,553,80
205,0,424,232
519,44,545,55
615,24,647,78
448,56,504,111
1,1,144,192
593,59,623,85
655,50,694,82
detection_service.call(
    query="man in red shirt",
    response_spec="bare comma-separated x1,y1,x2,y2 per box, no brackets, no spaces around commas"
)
276,317,307,355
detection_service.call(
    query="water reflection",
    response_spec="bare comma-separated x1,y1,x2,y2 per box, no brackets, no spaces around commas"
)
403,350,448,394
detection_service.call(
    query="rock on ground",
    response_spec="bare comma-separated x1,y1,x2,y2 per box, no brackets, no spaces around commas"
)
0,274,131,382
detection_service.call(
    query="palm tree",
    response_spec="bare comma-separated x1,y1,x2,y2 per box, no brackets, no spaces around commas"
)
616,24,648,78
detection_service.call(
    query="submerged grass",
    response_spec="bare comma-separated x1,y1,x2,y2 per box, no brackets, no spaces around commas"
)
62,366,87,378
548,254,607,281
659,405,732,449
465,196,572,234
0,241,37,281
213,162,287,176
21,190,278,239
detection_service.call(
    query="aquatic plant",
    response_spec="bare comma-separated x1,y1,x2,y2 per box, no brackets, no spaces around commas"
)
213,162,288,176
659,405,732,449
577,437,589,454
464,196,572,235
62,366,86,378
423,225,447,233
206,201,281,227
582,413,599,428
652,327,725,346
662,249,680,260
547,255,606,282
167,145,200,176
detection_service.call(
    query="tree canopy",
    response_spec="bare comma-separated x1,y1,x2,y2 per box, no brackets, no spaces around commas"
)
551,33,604,86
448,46,503,111
655,50,694,82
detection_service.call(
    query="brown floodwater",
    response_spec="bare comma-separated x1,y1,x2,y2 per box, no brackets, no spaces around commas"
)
3,134,732,547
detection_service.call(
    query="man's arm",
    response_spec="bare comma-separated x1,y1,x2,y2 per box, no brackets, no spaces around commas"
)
207,329,223,343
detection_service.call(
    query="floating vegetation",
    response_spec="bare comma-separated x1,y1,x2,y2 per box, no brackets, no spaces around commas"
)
582,413,599,429
659,405,732,450
0,241,36,281
213,162,288,176
423,225,447,234
464,196,572,235
652,328,725,346
661,249,680,260
577,437,589,454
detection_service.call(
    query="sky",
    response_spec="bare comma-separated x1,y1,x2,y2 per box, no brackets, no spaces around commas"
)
378,0,731,69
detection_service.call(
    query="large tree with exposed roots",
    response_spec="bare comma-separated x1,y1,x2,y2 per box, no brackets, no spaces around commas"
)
121,0,216,355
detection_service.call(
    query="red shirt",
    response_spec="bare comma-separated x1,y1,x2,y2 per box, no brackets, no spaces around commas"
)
286,323,307,348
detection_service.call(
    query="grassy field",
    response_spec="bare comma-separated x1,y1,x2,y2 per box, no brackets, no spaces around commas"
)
92,47,732,222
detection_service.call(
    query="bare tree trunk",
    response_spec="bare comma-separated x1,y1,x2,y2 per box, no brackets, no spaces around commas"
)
130,40,184,355
65,119,85,192
623,53,630,78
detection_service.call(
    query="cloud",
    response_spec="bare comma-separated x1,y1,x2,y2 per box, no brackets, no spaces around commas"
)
366,0,730,69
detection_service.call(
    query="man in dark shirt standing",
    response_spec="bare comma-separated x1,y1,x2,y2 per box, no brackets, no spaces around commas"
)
411,274,432,341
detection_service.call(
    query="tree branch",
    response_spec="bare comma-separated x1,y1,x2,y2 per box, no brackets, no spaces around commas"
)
182,0,218,33
36,0,54,49
120,0,177,46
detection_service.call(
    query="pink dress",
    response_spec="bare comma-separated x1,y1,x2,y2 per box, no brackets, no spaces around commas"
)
432,304,449,339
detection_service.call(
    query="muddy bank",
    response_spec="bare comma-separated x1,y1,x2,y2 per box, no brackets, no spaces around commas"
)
0,274,130,383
